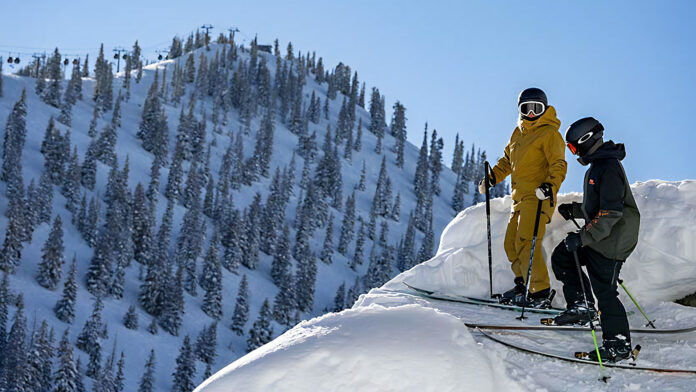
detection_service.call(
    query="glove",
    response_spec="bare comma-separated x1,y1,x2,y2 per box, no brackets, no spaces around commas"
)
557,203,574,220
564,232,582,253
535,183,553,200
477,172,496,194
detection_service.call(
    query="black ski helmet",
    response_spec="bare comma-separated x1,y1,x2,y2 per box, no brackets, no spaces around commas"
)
518,88,548,120
518,87,548,107
565,117,604,157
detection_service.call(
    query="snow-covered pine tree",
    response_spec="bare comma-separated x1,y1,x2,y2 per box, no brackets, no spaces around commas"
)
26,320,53,392
332,282,346,312
1,89,27,195
171,336,196,392
417,220,435,263
123,304,138,330
114,351,125,392
429,129,444,196
391,101,407,167
42,48,62,108
36,215,65,290
350,220,366,270
413,126,429,199
295,252,317,313
200,231,223,320
246,299,273,352
53,256,77,324
0,196,25,274
159,266,185,335
195,322,218,367
138,349,156,392
346,277,361,307
3,294,29,390
272,265,296,327
337,191,356,255
271,224,292,287
230,275,250,336
53,329,78,392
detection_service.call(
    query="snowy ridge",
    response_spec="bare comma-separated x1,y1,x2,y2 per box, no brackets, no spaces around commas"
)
198,180,696,392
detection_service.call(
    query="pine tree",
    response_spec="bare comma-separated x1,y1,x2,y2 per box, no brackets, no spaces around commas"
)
354,118,363,152
43,48,63,107
4,295,29,390
391,101,407,167
337,192,356,255
429,129,444,196
271,224,292,287
272,269,296,327
247,299,274,352
138,350,156,392
230,275,250,335
414,126,429,200
195,323,218,367
76,297,106,354
0,56,3,97
1,90,27,194
417,220,435,263
54,256,78,323
332,282,346,312
114,351,125,392
171,336,196,392
350,220,366,270
26,320,53,392
0,199,24,274
123,304,139,330
53,329,78,392
346,277,361,307
36,215,65,290
451,134,464,174
320,215,335,265
295,252,317,313
200,232,223,320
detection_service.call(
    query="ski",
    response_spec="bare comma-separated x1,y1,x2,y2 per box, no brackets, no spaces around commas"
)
475,328,696,374
464,322,696,334
403,282,564,315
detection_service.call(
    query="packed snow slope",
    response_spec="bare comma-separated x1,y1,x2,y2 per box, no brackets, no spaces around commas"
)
198,180,696,392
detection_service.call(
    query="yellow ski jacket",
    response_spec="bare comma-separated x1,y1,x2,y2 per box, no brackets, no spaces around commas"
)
491,106,567,211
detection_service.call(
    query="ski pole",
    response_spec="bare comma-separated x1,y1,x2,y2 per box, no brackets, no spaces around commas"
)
484,161,493,298
569,215,656,329
573,250,608,381
618,279,656,329
518,199,544,321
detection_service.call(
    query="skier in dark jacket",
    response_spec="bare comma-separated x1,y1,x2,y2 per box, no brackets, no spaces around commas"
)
550,117,640,362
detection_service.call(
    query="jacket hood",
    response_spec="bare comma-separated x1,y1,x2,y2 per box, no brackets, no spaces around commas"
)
518,105,561,134
581,140,626,165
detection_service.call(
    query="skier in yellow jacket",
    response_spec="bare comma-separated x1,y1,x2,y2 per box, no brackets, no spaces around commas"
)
479,87,567,306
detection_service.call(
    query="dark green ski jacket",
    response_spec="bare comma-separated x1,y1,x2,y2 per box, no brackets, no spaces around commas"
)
576,141,640,261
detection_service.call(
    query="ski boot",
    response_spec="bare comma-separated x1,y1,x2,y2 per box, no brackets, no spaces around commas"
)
513,288,555,309
497,277,525,304
542,300,598,326
576,336,635,363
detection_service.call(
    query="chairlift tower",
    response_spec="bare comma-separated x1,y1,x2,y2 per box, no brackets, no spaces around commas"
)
201,24,214,49
113,46,127,73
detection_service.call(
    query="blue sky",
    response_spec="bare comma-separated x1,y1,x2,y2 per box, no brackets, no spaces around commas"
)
2,0,695,192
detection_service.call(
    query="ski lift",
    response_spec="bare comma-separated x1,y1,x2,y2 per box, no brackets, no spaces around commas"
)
122,54,128,60
157,54,163,60
6,56,12,64
72,58,79,65
14,57,20,64
63,58,69,66
113,53,119,59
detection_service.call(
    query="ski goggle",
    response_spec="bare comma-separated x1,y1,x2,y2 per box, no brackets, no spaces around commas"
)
567,142,578,155
566,132,595,155
518,101,545,117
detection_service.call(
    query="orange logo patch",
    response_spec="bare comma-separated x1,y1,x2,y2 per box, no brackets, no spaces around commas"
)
589,179,596,185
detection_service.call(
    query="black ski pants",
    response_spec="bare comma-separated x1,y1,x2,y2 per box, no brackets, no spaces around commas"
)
551,242,630,342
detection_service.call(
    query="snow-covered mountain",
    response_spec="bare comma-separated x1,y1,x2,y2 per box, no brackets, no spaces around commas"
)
197,180,696,392
0,34,495,391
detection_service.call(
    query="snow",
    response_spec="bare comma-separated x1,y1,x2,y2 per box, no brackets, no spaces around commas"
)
200,180,696,391
388,180,696,306
195,303,520,392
